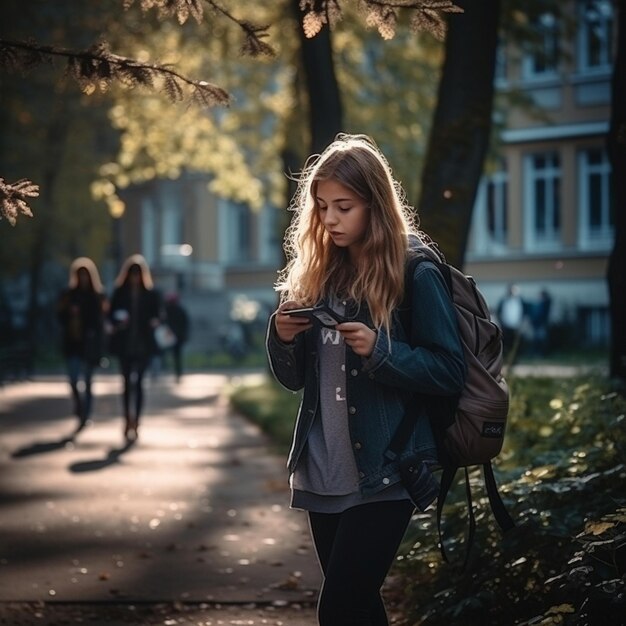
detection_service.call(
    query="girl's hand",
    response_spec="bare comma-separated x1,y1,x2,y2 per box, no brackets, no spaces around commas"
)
274,301,313,343
337,322,377,357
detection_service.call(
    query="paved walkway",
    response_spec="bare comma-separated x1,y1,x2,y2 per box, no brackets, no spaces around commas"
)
0,372,321,625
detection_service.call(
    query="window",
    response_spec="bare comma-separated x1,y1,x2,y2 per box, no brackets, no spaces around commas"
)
141,197,157,265
486,162,508,245
219,199,253,263
578,148,614,249
494,39,507,83
524,153,561,250
522,13,560,79
578,0,614,71
469,161,508,256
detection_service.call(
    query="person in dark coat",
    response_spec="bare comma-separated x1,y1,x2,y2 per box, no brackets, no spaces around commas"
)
109,254,163,442
164,293,190,382
528,289,552,357
57,257,107,428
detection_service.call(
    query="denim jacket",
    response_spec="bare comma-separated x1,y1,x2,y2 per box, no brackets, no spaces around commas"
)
266,260,466,497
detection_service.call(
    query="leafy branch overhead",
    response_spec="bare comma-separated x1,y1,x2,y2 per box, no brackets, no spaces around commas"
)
0,0,462,104
0,179,38,226
300,0,463,41
0,39,231,107
0,0,462,224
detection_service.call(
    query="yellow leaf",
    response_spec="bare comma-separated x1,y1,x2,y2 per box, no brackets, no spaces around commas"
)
584,521,615,536
546,603,575,615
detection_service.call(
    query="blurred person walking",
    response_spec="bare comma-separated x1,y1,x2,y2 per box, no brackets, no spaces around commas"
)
109,254,163,442
57,257,108,429
528,289,552,357
496,284,526,359
164,293,190,382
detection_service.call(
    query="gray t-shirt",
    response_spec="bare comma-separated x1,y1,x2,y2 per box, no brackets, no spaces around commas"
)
291,301,409,513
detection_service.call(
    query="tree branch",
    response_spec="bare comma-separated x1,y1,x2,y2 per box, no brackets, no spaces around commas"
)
297,0,462,41
0,39,230,106
0,178,38,226
123,0,275,56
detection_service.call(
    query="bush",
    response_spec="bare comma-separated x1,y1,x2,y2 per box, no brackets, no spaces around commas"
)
391,376,626,625
229,376,301,455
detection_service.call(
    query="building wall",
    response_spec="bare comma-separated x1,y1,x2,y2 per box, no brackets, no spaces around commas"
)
466,0,615,347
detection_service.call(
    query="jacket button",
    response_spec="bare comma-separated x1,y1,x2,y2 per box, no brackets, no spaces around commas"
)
382,477,390,485
354,442,362,450
348,406,356,414
350,369,358,376
368,373,375,380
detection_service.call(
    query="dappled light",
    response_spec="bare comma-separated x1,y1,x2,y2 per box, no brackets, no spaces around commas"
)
0,374,320,625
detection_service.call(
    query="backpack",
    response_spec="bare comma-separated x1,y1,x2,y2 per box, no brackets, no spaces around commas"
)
392,249,515,566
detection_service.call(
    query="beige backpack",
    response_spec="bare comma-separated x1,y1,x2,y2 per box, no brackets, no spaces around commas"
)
392,250,514,566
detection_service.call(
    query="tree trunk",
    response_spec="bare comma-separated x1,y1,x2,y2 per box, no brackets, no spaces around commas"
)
26,109,69,367
417,0,501,268
607,0,626,383
293,0,343,153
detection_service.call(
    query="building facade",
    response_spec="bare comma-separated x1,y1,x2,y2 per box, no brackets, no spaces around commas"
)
465,0,615,348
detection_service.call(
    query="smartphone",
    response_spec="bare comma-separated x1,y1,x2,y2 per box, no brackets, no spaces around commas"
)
284,305,345,327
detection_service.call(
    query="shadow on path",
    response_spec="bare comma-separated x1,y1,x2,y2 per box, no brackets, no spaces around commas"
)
10,419,88,459
68,438,136,473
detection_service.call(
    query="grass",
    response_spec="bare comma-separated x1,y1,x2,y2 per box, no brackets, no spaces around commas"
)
229,377,301,455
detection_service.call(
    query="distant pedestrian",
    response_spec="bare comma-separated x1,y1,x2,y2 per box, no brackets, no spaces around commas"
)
528,289,552,357
496,284,526,358
109,254,163,442
164,293,190,382
266,134,465,625
57,257,108,429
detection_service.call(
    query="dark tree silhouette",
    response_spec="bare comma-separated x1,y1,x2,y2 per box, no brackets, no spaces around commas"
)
417,0,501,267
293,0,343,153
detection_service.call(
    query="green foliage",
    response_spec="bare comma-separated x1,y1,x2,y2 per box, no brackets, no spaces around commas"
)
391,376,626,625
229,376,301,456
0,1,117,270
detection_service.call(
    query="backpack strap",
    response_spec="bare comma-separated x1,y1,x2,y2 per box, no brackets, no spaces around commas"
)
483,462,515,532
386,253,449,461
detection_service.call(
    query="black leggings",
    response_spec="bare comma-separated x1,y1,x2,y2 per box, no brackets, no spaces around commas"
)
120,357,149,424
309,499,415,626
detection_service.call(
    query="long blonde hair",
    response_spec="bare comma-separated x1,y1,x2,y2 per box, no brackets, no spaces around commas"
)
276,133,420,332
68,257,104,294
114,254,154,290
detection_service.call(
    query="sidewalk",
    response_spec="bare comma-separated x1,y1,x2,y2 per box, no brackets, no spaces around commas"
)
0,372,321,625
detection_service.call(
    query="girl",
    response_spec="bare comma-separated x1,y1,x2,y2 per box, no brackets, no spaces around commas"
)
109,254,162,442
57,257,107,429
266,134,466,625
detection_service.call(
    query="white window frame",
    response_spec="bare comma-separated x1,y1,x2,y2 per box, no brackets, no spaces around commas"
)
469,162,509,257
521,12,561,81
578,148,614,250
486,167,509,246
141,197,157,266
218,198,253,264
523,152,562,252
577,0,614,73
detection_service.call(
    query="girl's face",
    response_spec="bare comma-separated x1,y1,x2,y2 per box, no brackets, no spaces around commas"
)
316,178,370,261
